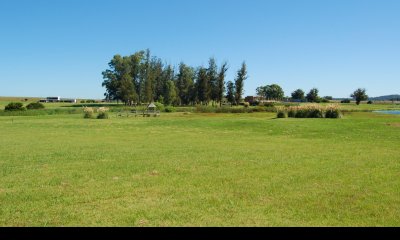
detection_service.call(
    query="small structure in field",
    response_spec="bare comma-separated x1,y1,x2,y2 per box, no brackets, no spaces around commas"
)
143,102,160,117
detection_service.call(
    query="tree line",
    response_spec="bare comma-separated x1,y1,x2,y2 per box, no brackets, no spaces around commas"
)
255,84,368,105
102,49,248,106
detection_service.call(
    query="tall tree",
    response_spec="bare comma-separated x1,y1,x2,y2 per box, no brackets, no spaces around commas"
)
139,49,151,103
306,88,320,102
351,88,368,105
264,84,284,100
207,58,218,104
101,69,119,102
119,73,136,105
197,67,209,105
161,64,175,103
235,62,247,105
291,89,305,101
226,81,236,106
129,51,145,102
164,80,177,105
217,62,228,106
176,63,195,105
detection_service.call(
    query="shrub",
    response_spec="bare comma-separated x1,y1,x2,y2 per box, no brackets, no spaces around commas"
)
367,100,373,104
341,99,351,103
287,109,296,118
308,109,324,118
252,106,266,112
83,107,94,118
295,109,308,118
164,106,176,112
264,102,275,107
26,102,45,110
325,109,341,118
243,102,250,108
154,102,164,111
277,111,286,118
97,112,109,119
5,102,25,111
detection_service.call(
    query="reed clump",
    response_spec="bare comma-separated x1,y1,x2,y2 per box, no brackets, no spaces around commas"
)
276,104,342,119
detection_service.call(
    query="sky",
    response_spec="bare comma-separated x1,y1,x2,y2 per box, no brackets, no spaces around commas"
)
0,0,399,99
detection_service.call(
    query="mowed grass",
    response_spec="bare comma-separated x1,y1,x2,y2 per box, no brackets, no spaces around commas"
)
0,112,399,226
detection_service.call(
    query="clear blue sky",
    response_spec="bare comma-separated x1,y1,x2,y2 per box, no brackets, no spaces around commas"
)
0,0,399,99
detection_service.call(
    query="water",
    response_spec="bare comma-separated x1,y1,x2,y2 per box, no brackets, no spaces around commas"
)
374,110,400,115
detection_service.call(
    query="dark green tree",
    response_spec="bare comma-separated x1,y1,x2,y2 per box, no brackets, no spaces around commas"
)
291,89,305,101
207,58,218,104
217,62,228,106
226,81,236,106
351,88,368,105
235,62,247,105
176,63,195,105
264,84,284,100
306,88,320,103
164,80,177,106
196,67,209,105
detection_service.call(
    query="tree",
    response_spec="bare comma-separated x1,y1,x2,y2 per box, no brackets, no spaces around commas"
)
176,63,195,105
164,80,177,105
226,81,236,106
235,62,247,105
207,58,218,104
291,89,305,101
265,84,284,100
196,67,209,105
217,62,228,106
256,86,267,99
351,88,368,105
119,73,136,105
306,88,320,103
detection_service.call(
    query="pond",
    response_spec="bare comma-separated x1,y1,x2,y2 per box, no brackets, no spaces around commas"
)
373,110,400,115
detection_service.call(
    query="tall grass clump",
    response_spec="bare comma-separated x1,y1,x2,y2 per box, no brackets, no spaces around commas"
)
83,107,94,119
281,104,342,119
97,107,109,119
325,105,342,118
276,107,287,118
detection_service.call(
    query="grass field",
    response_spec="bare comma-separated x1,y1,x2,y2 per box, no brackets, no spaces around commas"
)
1,108,399,226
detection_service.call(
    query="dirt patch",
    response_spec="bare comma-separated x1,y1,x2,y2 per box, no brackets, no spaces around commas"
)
386,123,400,127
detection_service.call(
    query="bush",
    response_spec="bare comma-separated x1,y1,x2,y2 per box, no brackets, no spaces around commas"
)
5,102,25,111
154,102,164,111
164,106,176,112
264,102,275,107
252,106,266,112
287,109,296,118
277,111,286,118
367,100,373,104
97,112,109,119
26,102,45,110
308,109,324,118
243,102,250,108
325,109,342,118
83,107,94,118
85,100,96,103
295,109,308,118
341,99,351,103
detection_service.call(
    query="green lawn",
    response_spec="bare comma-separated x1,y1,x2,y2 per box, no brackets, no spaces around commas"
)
0,111,399,226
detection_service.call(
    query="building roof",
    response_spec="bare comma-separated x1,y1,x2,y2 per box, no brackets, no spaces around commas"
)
148,102,156,108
